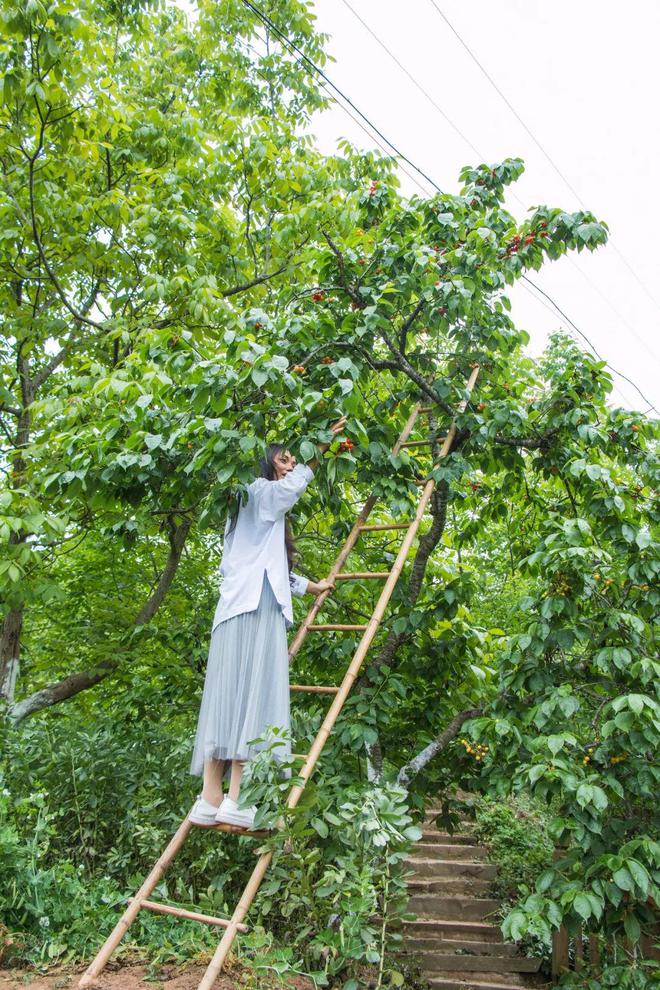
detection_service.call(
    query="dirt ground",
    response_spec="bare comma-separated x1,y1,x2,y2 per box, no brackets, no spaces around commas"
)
0,960,315,990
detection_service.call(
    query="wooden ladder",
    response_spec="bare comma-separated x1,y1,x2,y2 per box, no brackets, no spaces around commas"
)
78,366,479,990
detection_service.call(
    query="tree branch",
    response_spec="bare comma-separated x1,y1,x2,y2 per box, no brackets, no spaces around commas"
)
398,297,426,354
19,116,105,328
5,517,192,724
493,431,557,450
396,708,482,788
320,228,362,307
354,480,451,692
378,324,453,415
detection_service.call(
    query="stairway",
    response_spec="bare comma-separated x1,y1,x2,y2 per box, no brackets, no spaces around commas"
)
398,809,547,990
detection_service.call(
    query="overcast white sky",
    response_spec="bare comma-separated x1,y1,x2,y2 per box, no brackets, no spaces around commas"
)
303,0,660,412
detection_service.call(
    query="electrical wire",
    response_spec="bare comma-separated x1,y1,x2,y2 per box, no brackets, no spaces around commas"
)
243,28,435,197
330,0,660,399
426,0,660,333
239,0,442,194
336,0,660,368
522,275,658,414
239,0,657,413
336,0,483,161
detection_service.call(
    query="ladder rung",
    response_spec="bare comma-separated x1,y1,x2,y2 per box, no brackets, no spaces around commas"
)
213,821,273,838
308,623,369,631
75,368,481,990
419,405,436,412
335,571,390,579
358,522,411,531
399,437,446,447
129,897,248,932
290,683,340,694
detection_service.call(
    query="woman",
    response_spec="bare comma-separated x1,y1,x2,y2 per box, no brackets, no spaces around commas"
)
188,415,348,829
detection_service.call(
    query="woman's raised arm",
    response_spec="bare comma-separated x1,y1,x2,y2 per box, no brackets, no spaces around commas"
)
306,415,348,471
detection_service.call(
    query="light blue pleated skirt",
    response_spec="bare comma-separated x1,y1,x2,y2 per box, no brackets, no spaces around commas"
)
189,569,292,781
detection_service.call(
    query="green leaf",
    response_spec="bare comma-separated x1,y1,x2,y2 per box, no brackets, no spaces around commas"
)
623,912,641,943
626,860,650,897
528,764,546,784
576,784,594,808
251,366,268,387
547,735,565,756
216,465,234,484
536,870,555,893
612,868,633,891
299,440,316,462
573,893,592,921
504,909,527,942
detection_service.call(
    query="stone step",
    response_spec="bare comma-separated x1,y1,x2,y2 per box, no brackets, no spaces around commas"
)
414,842,489,861
421,828,482,844
423,972,542,988
401,918,502,942
403,937,519,957
425,809,477,822
408,877,493,896
406,857,498,880
408,895,501,922
427,976,545,990
401,950,541,974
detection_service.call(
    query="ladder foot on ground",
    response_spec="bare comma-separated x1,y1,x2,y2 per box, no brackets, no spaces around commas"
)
78,370,481,990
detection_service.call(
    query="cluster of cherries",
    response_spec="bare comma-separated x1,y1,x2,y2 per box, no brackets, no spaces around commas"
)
505,221,550,255
460,738,489,761
337,438,354,453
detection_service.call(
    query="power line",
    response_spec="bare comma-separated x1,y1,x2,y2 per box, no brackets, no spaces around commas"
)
336,0,483,161
522,275,658,414
425,0,660,324
519,279,637,410
562,254,660,367
243,30,435,198
239,0,441,194
333,0,660,396
239,0,657,413
337,0,660,369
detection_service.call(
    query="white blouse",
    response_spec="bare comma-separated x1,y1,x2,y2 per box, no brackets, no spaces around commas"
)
211,462,315,632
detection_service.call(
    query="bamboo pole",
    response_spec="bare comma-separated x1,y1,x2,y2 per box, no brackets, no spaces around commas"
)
308,623,369,631
285,369,478,811
196,369,479,989
358,522,410,531
289,684,339,694
286,401,423,662
78,816,193,987
399,437,446,447
129,898,248,932
334,572,390,579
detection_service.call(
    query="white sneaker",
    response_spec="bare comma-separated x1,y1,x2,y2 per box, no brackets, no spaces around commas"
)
215,795,258,829
189,794,221,826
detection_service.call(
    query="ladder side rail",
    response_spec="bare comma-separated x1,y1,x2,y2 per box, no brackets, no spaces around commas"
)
79,817,194,987
196,369,479,989
287,400,423,661
286,368,479,809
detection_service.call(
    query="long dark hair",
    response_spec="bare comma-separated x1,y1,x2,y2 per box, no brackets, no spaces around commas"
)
225,443,300,572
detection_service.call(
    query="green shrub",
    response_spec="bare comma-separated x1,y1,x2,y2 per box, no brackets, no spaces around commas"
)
474,794,555,902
